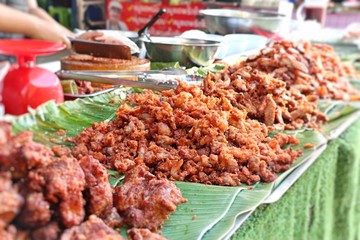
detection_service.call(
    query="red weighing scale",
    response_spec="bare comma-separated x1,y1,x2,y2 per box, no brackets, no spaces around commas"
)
0,39,65,115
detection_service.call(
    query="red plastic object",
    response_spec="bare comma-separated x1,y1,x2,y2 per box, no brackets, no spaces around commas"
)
0,39,65,115
250,26,284,41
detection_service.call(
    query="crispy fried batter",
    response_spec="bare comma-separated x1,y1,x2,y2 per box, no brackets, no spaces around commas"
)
127,228,168,240
0,129,54,179
0,173,23,226
114,166,187,231
0,121,11,144
27,156,86,228
0,122,126,238
16,192,51,228
101,207,122,228
31,222,60,240
78,156,113,217
52,145,72,157
0,225,16,240
60,215,124,240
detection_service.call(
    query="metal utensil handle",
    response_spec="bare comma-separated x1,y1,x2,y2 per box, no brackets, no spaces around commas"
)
137,8,167,36
57,70,178,92
58,68,187,76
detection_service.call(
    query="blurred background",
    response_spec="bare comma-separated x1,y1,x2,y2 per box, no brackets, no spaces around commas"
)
39,0,360,33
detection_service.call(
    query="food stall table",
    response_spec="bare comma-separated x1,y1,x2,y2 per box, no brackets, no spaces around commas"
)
233,117,360,239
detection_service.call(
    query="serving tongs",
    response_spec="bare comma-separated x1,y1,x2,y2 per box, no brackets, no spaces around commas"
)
56,68,202,98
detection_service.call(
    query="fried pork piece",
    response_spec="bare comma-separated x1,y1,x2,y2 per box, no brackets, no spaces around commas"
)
16,192,51,228
0,225,16,240
101,207,122,228
15,229,30,240
60,215,124,240
114,166,187,231
0,173,23,226
31,222,60,240
0,125,54,179
78,156,113,217
75,80,94,95
203,66,327,130
0,121,11,144
51,145,72,157
127,228,167,240
244,40,360,100
72,81,301,185
27,156,86,228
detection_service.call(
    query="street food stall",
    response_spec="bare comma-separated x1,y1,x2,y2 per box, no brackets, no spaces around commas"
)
0,0,360,239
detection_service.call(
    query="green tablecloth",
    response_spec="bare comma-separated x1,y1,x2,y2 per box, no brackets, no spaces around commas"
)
233,118,360,239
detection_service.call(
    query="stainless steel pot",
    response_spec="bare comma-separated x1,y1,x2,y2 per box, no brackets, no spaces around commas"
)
199,8,287,36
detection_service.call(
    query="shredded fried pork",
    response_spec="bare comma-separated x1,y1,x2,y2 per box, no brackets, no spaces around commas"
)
244,40,360,100
203,65,327,130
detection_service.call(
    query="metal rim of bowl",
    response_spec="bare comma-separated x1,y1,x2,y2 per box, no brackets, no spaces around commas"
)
141,36,222,47
199,8,286,20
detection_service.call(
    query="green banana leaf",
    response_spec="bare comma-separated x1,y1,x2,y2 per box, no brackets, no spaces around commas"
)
350,79,360,90
202,183,273,240
108,169,124,187
271,129,327,188
318,99,359,122
318,97,360,140
320,110,360,140
162,182,243,240
11,88,131,145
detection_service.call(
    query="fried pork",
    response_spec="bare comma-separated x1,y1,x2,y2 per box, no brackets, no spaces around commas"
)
114,166,187,231
0,225,16,240
244,40,360,100
16,192,51,228
101,207,122,228
0,173,23,227
0,129,53,180
203,65,327,130
27,156,86,228
60,215,124,240
72,81,301,185
0,122,87,235
31,222,60,240
78,156,113,217
127,228,168,240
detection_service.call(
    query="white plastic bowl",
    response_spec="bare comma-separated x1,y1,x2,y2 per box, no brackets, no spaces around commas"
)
223,34,269,57
180,33,268,59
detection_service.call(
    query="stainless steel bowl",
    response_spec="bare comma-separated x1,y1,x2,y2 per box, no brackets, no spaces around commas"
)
199,8,287,35
141,36,221,67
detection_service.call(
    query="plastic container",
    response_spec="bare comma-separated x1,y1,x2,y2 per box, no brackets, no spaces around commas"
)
0,39,65,115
